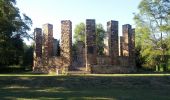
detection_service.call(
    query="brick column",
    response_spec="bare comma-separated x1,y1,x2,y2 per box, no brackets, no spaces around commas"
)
61,20,72,69
34,28,42,57
130,28,135,57
122,24,132,56
42,24,53,71
129,28,136,67
107,20,119,65
42,24,53,57
120,36,124,56
33,28,42,70
85,19,97,71
77,41,85,67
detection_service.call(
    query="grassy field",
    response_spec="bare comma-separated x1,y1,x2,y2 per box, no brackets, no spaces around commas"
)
0,74,170,100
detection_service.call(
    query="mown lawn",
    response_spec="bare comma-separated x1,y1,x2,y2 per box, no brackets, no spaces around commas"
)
0,74,170,100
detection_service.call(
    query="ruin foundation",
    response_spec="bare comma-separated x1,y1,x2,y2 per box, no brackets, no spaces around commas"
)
33,19,136,74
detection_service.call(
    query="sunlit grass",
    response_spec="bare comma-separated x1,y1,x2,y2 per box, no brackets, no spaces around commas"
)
87,73,170,77
0,73,170,77
0,74,170,99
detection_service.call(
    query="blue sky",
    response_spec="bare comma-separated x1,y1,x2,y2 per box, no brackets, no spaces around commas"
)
17,0,141,44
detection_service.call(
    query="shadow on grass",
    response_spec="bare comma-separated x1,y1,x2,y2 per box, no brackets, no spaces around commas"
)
0,76,170,100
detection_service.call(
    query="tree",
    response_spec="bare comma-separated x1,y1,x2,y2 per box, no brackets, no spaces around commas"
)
74,22,105,55
74,22,85,43
0,0,32,66
96,24,105,55
22,43,33,68
134,0,170,71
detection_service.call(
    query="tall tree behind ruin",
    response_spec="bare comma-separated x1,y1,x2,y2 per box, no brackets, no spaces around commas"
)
74,22,85,44
96,24,105,55
0,0,32,66
74,22,105,55
134,0,170,70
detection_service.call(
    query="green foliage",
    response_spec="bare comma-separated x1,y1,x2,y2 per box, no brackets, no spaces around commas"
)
22,44,33,67
73,22,105,55
134,0,170,71
0,0,32,66
135,45,145,69
96,24,105,55
74,22,85,43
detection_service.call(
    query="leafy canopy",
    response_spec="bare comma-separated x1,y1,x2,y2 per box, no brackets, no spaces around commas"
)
134,0,170,70
73,22,105,55
0,0,32,65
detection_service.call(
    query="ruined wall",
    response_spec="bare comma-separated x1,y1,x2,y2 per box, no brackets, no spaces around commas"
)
107,20,119,65
91,23,136,74
85,19,97,71
61,20,72,69
33,28,42,71
92,65,135,74
118,56,130,67
119,36,124,56
33,20,136,74
76,41,85,67
129,28,136,67
53,39,59,56
97,56,111,65
34,28,42,57
40,24,53,72
103,34,109,56
42,24,53,58
131,28,135,57
122,24,132,56
119,24,136,68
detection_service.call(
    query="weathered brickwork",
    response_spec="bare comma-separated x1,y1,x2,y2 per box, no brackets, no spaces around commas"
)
85,19,97,71
42,24,53,58
53,39,59,56
131,28,135,57
107,20,119,65
97,56,111,65
77,41,85,67
119,36,124,56
33,28,43,72
61,20,72,69
129,28,136,67
33,19,136,74
122,24,132,56
34,28,42,57
103,34,109,56
118,24,136,69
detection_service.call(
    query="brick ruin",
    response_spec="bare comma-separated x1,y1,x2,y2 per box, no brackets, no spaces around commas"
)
33,19,136,74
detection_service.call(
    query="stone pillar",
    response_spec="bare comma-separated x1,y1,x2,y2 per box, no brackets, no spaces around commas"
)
85,19,97,71
122,24,132,56
42,24,53,58
131,28,135,57
34,28,42,58
120,36,124,56
77,41,85,67
41,24,53,73
33,28,42,70
129,28,136,67
104,33,109,56
61,20,72,69
53,39,59,56
107,20,119,65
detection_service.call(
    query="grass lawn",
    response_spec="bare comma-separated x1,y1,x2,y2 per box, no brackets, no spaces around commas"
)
0,74,170,100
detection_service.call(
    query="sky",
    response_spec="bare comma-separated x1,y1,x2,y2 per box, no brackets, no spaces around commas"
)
16,0,141,44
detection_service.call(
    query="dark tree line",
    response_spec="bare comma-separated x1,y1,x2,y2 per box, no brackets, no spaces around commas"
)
0,0,32,68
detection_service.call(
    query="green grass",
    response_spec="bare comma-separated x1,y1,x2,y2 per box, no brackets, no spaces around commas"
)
0,74,170,100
